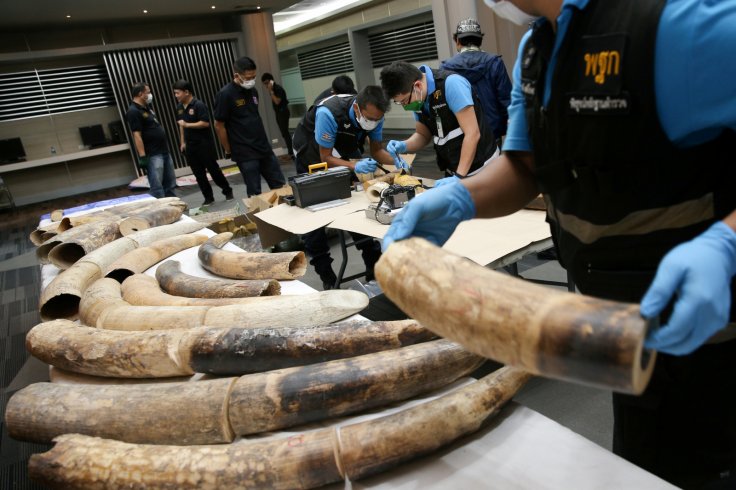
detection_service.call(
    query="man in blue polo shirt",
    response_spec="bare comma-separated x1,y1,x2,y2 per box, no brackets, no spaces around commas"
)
382,0,736,487
173,79,233,206
214,56,286,197
292,86,395,289
380,60,498,179
125,82,176,198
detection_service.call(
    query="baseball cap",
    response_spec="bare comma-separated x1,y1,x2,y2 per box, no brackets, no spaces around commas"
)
455,18,484,38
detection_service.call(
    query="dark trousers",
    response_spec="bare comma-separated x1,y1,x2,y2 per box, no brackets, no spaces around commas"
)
185,140,232,201
236,153,286,197
613,339,736,489
275,109,293,156
303,227,382,287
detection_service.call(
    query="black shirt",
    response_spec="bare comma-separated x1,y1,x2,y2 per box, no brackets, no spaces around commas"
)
176,98,213,145
269,83,289,113
126,102,168,155
214,82,272,161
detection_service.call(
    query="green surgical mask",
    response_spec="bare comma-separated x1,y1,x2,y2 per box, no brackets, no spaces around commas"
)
402,85,424,112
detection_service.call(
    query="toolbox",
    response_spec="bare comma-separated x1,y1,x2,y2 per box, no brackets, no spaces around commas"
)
288,164,352,208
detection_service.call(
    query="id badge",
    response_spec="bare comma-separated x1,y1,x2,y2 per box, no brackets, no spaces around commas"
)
436,116,444,139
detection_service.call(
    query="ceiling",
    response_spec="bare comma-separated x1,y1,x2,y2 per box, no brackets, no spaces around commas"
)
1,0,302,29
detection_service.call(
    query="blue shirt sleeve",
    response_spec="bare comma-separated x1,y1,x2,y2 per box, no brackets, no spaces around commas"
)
444,74,475,114
656,1,736,147
502,30,534,153
314,107,338,148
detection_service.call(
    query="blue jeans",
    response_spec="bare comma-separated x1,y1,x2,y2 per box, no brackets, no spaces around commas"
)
147,153,177,198
236,153,286,197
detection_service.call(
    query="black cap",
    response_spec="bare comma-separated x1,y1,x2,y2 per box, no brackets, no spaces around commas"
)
455,18,484,39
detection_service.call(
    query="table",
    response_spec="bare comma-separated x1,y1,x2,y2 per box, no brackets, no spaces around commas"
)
37,199,672,489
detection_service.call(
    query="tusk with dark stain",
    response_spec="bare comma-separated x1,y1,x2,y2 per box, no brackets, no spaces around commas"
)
199,232,306,280
41,221,121,270
155,259,281,297
376,237,655,394
118,205,184,236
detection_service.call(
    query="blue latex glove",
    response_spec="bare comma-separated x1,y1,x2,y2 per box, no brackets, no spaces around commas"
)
434,175,460,188
382,181,476,251
386,140,408,169
354,158,377,174
640,221,736,355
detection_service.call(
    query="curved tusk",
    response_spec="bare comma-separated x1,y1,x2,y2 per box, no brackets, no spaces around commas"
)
80,278,368,330
155,259,281,297
40,221,207,321
26,318,434,378
118,205,184,236
199,232,307,280
376,237,656,394
8,340,481,445
44,220,121,270
103,235,209,283
27,367,528,489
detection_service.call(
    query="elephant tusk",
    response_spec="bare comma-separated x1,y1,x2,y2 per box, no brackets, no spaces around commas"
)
155,259,281,297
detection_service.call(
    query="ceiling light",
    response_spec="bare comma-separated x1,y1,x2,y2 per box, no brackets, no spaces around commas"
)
257,6,261,9
211,5,216,9
65,15,71,19
143,9,148,14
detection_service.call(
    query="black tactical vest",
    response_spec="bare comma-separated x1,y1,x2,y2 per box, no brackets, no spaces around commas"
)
417,68,497,175
522,0,736,304
292,94,366,172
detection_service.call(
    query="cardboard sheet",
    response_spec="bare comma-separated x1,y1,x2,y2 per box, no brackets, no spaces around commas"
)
328,209,553,267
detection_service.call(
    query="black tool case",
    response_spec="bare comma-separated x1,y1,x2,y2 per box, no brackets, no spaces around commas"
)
288,167,352,208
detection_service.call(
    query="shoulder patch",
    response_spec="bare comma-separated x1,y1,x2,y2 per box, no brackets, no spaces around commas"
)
321,132,333,142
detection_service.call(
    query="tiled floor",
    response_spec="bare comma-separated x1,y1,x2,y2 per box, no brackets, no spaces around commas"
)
0,132,613,488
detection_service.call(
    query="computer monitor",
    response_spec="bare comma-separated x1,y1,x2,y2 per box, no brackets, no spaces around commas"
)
0,138,26,164
79,124,107,149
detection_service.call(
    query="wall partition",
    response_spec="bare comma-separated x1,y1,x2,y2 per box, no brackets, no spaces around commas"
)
104,38,238,175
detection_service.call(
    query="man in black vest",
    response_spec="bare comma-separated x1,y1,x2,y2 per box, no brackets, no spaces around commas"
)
261,72,293,159
382,0,736,487
173,79,233,206
292,86,395,289
380,60,498,179
214,57,286,197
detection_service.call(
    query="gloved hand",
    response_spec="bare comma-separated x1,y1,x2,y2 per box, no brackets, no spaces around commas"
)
386,140,408,168
138,155,149,169
640,221,736,355
382,180,475,251
434,175,460,188
354,158,378,174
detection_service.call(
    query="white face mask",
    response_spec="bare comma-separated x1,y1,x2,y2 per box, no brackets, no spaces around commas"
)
355,105,380,131
484,0,538,26
146,93,153,104
239,79,256,90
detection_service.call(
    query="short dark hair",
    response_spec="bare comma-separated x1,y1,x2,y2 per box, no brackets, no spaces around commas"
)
331,75,356,95
261,72,274,82
356,85,390,113
457,35,483,47
172,79,193,94
130,82,149,99
233,56,256,73
380,61,422,98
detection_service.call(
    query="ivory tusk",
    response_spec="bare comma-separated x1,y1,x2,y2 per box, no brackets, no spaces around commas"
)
80,278,368,330
27,367,527,489
376,237,656,394
103,235,209,282
26,318,434,378
44,220,121,270
118,205,184,236
155,259,281,297
199,232,307,280
8,340,480,445
40,221,207,321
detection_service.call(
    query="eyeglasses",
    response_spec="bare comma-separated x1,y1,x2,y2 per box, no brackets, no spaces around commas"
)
393,92,412,106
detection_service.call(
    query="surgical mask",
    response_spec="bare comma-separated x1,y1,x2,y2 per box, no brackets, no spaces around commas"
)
240,79,256,90
402,85,424,112
146,93,153,104
484,0,538,26
355,105,380,131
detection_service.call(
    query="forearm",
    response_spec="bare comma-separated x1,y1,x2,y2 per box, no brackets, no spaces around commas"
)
403,132,430,153
214,122,230,153
463,151,539,219
182,121,210,129
456,129,479,177
372,149,395,168
133,133,145,156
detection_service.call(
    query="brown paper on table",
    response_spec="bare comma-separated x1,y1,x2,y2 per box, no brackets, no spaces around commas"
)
328,209,552,267
253,191,373,248
244,186,293,214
